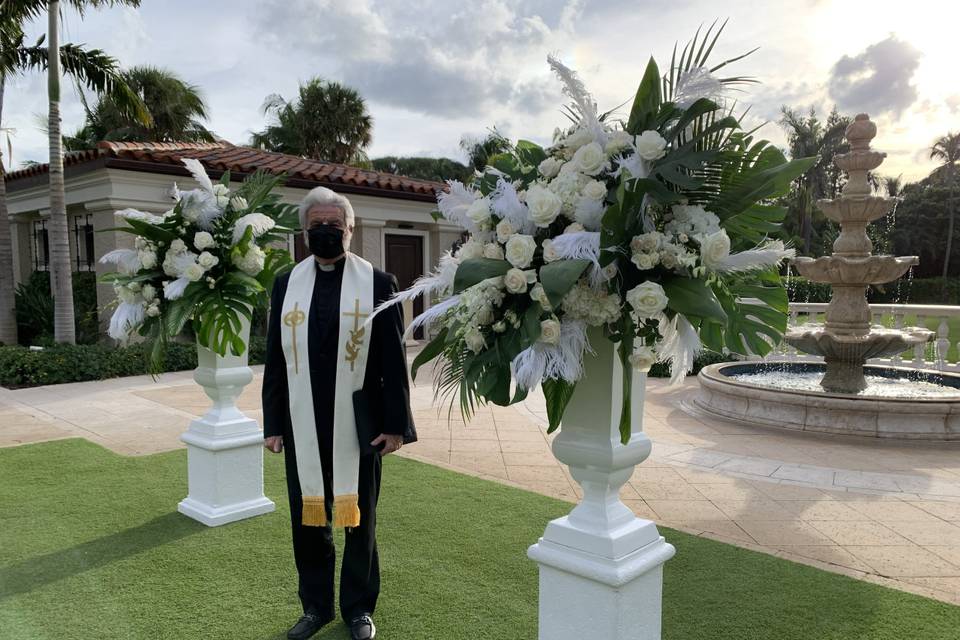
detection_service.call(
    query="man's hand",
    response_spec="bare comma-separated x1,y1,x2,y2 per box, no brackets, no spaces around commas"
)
371,434,404,456
264,436,283,453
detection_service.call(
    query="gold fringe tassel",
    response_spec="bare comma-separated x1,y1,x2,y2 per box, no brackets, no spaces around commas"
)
302,496,327,527
333,494,361,528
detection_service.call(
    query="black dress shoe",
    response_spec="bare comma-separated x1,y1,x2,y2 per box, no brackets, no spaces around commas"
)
287,612,330,640
349,614,376,640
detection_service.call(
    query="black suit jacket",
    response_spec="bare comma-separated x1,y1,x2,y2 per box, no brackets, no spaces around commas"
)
261,258,417,447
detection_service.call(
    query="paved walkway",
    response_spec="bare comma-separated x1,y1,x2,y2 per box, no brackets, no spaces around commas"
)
2,366,959,606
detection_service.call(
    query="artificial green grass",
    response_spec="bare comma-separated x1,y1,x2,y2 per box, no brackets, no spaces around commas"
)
1,439,957,639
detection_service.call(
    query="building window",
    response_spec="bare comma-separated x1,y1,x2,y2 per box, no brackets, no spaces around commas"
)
32,220,49,271
73,213,95,271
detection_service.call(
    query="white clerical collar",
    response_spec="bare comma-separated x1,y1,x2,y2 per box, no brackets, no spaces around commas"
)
318,263,336,272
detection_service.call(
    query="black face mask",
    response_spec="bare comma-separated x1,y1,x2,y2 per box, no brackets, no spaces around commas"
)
307,225,345,259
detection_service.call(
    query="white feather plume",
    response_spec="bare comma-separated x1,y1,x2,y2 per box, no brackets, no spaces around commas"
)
115,208,162,224
182,158,214,194
551,231,601,270
403,295,461,340
613,153,649,181
573,196,605,231
512,320,592,390
673,66,727,109
490,178,534,234
656,313,702,385
365,251,460,326
108,302,144,341
163,277,191,301
547,54,607,147
100,249,141,276
716,240,795,273
437,180,479,232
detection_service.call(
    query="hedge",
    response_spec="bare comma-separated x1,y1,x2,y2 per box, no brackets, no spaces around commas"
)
788,276,960,306
0,337,267,389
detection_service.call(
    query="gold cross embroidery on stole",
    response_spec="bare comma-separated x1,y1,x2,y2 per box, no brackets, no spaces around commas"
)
283,302,306,374
343,298,369,372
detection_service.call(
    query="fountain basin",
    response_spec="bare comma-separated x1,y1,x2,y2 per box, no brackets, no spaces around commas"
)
694,362,960,440
784,325,934,362
818,196,893,226
792,255,917,285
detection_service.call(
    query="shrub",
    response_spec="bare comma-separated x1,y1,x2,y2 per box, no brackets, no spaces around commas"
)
647,349,729,379
14,271,100,346
786,276,832,304
0,336,267,389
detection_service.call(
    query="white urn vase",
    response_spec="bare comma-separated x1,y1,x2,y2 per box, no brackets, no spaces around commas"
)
528,329,675,640
178,316,275,526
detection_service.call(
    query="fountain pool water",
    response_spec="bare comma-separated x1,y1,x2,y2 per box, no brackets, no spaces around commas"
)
693,114,960,441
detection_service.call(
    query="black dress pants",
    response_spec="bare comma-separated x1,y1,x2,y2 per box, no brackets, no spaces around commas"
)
282,429,382,621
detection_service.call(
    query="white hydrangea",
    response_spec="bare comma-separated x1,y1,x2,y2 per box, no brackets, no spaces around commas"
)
665,204,721,239
604,130,634,156
138,250,158,270
561,282,622,326
232,244,266,276
660,242,698,271
626,281,668,319
456,240,485,261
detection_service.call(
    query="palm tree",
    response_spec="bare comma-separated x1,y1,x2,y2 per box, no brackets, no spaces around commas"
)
0,0,145,345
251,78,372,165
460,130,511,173
882,174,903,198
65,65,212,149
779,107,850,254
930,132,959,279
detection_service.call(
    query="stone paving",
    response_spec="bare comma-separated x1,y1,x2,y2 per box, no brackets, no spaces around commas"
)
2,367,959,605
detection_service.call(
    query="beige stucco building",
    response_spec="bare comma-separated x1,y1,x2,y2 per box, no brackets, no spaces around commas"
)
4,141,463,337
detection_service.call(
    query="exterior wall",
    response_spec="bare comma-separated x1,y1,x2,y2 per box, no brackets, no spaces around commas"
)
5,167,457,341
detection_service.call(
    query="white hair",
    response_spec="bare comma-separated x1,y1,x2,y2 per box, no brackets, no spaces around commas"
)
299,186,355,232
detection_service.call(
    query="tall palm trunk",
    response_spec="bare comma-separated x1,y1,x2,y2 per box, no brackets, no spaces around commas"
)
0,75,18,345
943,167,956,281
47,0,75,344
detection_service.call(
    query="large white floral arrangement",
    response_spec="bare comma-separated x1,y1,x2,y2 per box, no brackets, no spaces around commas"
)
101,160,297,370
376,33,815,441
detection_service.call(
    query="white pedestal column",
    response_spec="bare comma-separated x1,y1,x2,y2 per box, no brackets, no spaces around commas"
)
178,320,275,526
528,330,675,640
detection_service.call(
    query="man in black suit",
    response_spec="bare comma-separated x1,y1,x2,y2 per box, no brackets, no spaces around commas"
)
262,187,416,640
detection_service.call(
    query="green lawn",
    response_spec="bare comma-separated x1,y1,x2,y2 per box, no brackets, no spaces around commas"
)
1,439,958,640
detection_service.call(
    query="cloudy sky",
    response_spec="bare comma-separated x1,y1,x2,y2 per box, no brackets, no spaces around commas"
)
4,0,958,181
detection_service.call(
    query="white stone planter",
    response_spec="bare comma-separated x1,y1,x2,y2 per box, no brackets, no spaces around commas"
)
528,330,675,640
178,317,275,526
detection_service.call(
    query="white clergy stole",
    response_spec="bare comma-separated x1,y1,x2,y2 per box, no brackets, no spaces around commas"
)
280,253,374,527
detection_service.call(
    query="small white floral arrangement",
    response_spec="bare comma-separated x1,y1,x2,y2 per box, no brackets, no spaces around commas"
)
101,160,297,370
377,30,815,442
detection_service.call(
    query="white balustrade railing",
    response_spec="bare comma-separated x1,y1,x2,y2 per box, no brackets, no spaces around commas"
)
754,303,960,374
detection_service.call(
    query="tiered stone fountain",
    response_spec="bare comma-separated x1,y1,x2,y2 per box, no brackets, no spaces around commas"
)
785,114,933,393
692,115,960,440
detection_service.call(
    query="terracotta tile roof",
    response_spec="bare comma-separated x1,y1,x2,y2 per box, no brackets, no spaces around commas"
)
5,141,444,202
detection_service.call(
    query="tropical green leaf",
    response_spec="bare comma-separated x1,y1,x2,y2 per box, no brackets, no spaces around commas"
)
453,258,511,293
542,378,577,433
627,57,661,134
539,259,591,309
514,139,547,168
662,277,727,322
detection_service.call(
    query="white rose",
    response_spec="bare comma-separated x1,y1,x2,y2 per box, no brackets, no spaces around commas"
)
631,252,659,270
212,184,230,197
483,243,504,260
635,130,668,161
530,283,552,310
629,345,657,371
146,303,161,318
525,184,562,228
626,281,669,319
699,229,731,270
571,142,608,176
198,251,219,270
538,156,564,179
564,222,585,234
504,268,530,294
562,127,593,150
631,232,663,253
457,240,485,261
602,262,618,281
581,180,607,201
464,327,486,353
138,251,157,270
466,197,492,225
492,320,507,333
539,319,561,345
193,232,215,250
183,263,204,282
229,196,248,211
504,234,536,268
169,239,187,254
141,284,156,302
127,282,142,293
216,195,230,208
475,305,495,325
541,238,560,263
495,219,515,243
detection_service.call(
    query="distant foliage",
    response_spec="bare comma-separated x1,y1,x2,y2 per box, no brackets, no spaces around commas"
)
14,271,99,346
371,156,473,183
